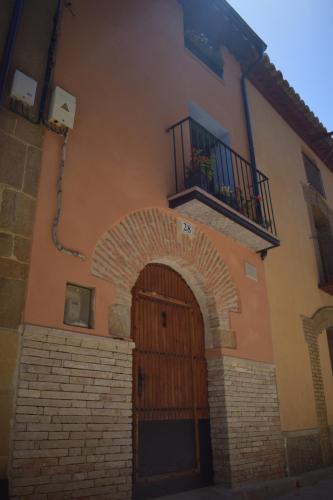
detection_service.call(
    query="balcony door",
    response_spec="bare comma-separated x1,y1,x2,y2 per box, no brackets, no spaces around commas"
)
132,264,213,499
188,102,235,193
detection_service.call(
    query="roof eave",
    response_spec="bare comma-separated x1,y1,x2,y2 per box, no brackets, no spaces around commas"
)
249,55,333,173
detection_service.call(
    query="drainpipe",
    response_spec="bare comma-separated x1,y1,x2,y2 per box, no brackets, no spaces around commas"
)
39,0,62,122
241,52,265,218
0,0,24,101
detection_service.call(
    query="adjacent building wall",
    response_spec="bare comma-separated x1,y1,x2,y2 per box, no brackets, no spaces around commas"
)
248,80,333,472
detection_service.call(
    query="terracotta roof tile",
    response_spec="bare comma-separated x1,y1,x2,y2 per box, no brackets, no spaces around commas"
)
250,54,333,172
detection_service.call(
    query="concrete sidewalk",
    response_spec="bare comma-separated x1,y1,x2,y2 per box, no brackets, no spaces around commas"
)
153,466,333,499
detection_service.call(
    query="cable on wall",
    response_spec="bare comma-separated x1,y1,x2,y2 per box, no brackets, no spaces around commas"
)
51,129,86,260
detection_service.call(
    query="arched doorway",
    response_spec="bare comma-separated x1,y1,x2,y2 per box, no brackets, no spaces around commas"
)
303,307,333,466
132,264,213,499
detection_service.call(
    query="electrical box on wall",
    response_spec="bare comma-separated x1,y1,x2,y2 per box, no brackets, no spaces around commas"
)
48,86,76,129
10,69,37,107
64,284,93,328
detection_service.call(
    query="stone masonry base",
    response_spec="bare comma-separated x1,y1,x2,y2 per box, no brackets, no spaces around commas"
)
8,325,134,500
9,326,287,497
284,428,322,475
208,356,285,486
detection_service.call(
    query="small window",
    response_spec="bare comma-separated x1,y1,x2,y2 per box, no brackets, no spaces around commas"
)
312,206,333,286
184,29,224,79
327,328,333,372
64,283,94,328
303,154,325,197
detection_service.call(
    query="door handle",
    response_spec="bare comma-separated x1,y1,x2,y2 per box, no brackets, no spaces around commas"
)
138,366,145,397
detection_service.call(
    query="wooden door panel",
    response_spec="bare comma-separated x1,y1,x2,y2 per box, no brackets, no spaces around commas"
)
194,359,209,420
135,296,192,355
132,264,213,496
137,353,194,420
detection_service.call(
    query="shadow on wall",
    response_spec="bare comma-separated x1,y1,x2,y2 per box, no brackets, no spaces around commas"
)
0,479,8,500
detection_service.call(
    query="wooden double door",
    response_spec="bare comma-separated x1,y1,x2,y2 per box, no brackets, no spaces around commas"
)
132,264,213,499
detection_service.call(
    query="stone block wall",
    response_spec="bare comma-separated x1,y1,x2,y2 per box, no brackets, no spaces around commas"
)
0,108,43,477
8,325,134,500
208,356,285,486
0,109,42,330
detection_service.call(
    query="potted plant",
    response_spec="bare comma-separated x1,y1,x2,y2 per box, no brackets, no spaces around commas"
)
185,147,215,191
217,184,234,206
235,187,262,220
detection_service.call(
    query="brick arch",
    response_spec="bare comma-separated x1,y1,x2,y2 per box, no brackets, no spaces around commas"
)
92,207,240,348
302,306,333,466
309,306,333,336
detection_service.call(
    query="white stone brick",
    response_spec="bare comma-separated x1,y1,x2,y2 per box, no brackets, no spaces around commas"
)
10,325,134,499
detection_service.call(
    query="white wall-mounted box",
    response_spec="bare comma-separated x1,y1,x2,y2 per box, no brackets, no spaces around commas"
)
10,69,37,106
48,86,76,129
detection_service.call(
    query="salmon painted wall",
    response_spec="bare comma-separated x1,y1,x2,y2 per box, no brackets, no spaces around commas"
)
24,0,274,364
247,81,333,431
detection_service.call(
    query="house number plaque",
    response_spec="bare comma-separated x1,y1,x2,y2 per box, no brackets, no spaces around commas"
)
177,219,195,238
181,221,193,235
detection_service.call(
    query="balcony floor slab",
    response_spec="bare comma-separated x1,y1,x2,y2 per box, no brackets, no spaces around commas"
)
168,187,280,252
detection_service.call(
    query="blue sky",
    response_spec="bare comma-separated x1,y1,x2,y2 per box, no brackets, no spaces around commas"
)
228,0,333,131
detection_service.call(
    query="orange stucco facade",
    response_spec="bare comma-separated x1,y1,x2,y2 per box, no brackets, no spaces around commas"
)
24,0,274,364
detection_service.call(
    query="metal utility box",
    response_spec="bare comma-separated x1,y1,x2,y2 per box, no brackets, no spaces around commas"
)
10,69,37,106
48,86,76,129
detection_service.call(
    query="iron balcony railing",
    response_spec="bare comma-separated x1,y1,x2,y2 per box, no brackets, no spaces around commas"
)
167,117,277,236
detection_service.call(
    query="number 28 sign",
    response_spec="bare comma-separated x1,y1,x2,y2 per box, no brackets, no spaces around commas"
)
180,220,194,236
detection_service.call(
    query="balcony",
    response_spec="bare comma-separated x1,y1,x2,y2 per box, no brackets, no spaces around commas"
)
167,117,279,252
318,235,333,295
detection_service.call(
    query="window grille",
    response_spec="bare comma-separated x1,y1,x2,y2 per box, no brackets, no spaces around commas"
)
303,154,325,197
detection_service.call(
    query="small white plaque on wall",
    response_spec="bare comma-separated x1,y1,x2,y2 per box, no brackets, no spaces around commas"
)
178,219,195,237
245,262,258,281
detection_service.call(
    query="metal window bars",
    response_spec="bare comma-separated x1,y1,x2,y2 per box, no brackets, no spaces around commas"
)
167,117,277,237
